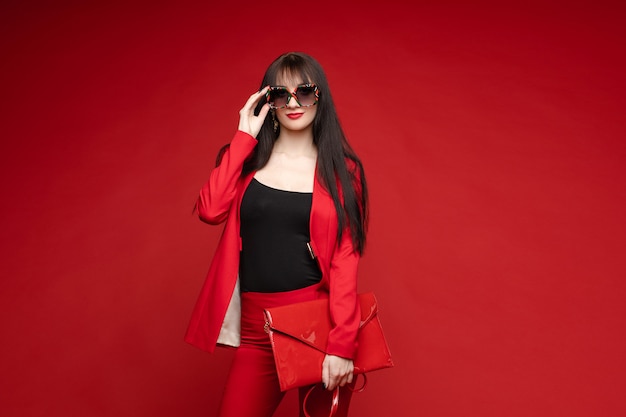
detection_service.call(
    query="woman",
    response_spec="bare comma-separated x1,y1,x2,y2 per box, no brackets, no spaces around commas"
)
185,52,368,417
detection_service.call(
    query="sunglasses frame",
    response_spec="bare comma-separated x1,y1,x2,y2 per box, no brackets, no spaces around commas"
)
265,83,319,109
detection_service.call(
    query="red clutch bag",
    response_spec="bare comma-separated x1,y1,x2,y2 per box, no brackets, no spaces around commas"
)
263,292,394,392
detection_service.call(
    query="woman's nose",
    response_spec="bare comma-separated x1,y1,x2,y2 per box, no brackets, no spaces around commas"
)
287,93,300,108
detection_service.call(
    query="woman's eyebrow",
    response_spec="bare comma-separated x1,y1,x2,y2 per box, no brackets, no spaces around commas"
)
274,79,305,88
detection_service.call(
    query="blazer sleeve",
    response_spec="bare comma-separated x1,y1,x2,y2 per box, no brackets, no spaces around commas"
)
325,228,361,359
325,161,364,359
195,131,257,224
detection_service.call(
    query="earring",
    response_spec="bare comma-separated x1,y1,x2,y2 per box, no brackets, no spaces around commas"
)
272,110,278,133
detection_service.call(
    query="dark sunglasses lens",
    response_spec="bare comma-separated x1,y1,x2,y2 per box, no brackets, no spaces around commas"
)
295,86,317,106
268,88,289,108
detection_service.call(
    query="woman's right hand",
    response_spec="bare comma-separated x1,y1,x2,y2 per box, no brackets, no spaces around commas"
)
238,86,271,138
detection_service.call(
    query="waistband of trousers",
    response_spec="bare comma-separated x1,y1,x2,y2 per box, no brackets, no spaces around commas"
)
240,282,327,311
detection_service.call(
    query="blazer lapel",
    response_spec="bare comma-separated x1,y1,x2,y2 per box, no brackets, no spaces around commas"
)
310,174,337,282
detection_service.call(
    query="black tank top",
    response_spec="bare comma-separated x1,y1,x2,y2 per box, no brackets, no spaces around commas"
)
239,178,322,293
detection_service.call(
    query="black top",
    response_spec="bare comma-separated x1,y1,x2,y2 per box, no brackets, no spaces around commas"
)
239,178,322,293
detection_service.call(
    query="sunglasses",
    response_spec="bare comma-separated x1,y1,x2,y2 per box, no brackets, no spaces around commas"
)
266,84,319,109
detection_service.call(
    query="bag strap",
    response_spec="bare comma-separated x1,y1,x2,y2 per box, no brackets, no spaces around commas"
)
303,386,339,417
302,374,368,417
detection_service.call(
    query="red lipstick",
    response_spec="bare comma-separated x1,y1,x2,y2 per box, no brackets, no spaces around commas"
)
286,113,304,119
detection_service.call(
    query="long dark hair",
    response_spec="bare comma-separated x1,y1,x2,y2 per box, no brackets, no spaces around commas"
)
217,52,368,254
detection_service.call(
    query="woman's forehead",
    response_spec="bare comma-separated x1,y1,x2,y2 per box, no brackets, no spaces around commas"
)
274,69,312,87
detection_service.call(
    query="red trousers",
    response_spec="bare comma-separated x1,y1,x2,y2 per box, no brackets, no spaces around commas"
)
217,284,354,417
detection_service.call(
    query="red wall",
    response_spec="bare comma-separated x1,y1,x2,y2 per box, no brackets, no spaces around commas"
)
1,1,625,416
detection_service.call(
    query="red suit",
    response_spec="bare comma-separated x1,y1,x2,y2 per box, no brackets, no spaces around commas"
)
185,130,361,359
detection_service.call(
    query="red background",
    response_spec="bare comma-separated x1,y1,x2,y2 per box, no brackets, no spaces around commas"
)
1,1,625,416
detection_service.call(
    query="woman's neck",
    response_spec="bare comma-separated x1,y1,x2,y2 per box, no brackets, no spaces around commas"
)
273,128,317,157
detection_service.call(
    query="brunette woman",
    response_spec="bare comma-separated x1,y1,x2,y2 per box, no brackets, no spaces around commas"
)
186,52,368,417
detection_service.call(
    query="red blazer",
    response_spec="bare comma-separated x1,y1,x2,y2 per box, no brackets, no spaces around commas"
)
185,131,361,359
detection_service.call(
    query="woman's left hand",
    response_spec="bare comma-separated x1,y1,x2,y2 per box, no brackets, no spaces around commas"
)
322,354,354,391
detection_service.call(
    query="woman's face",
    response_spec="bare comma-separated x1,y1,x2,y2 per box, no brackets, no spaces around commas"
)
272,75,318,133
